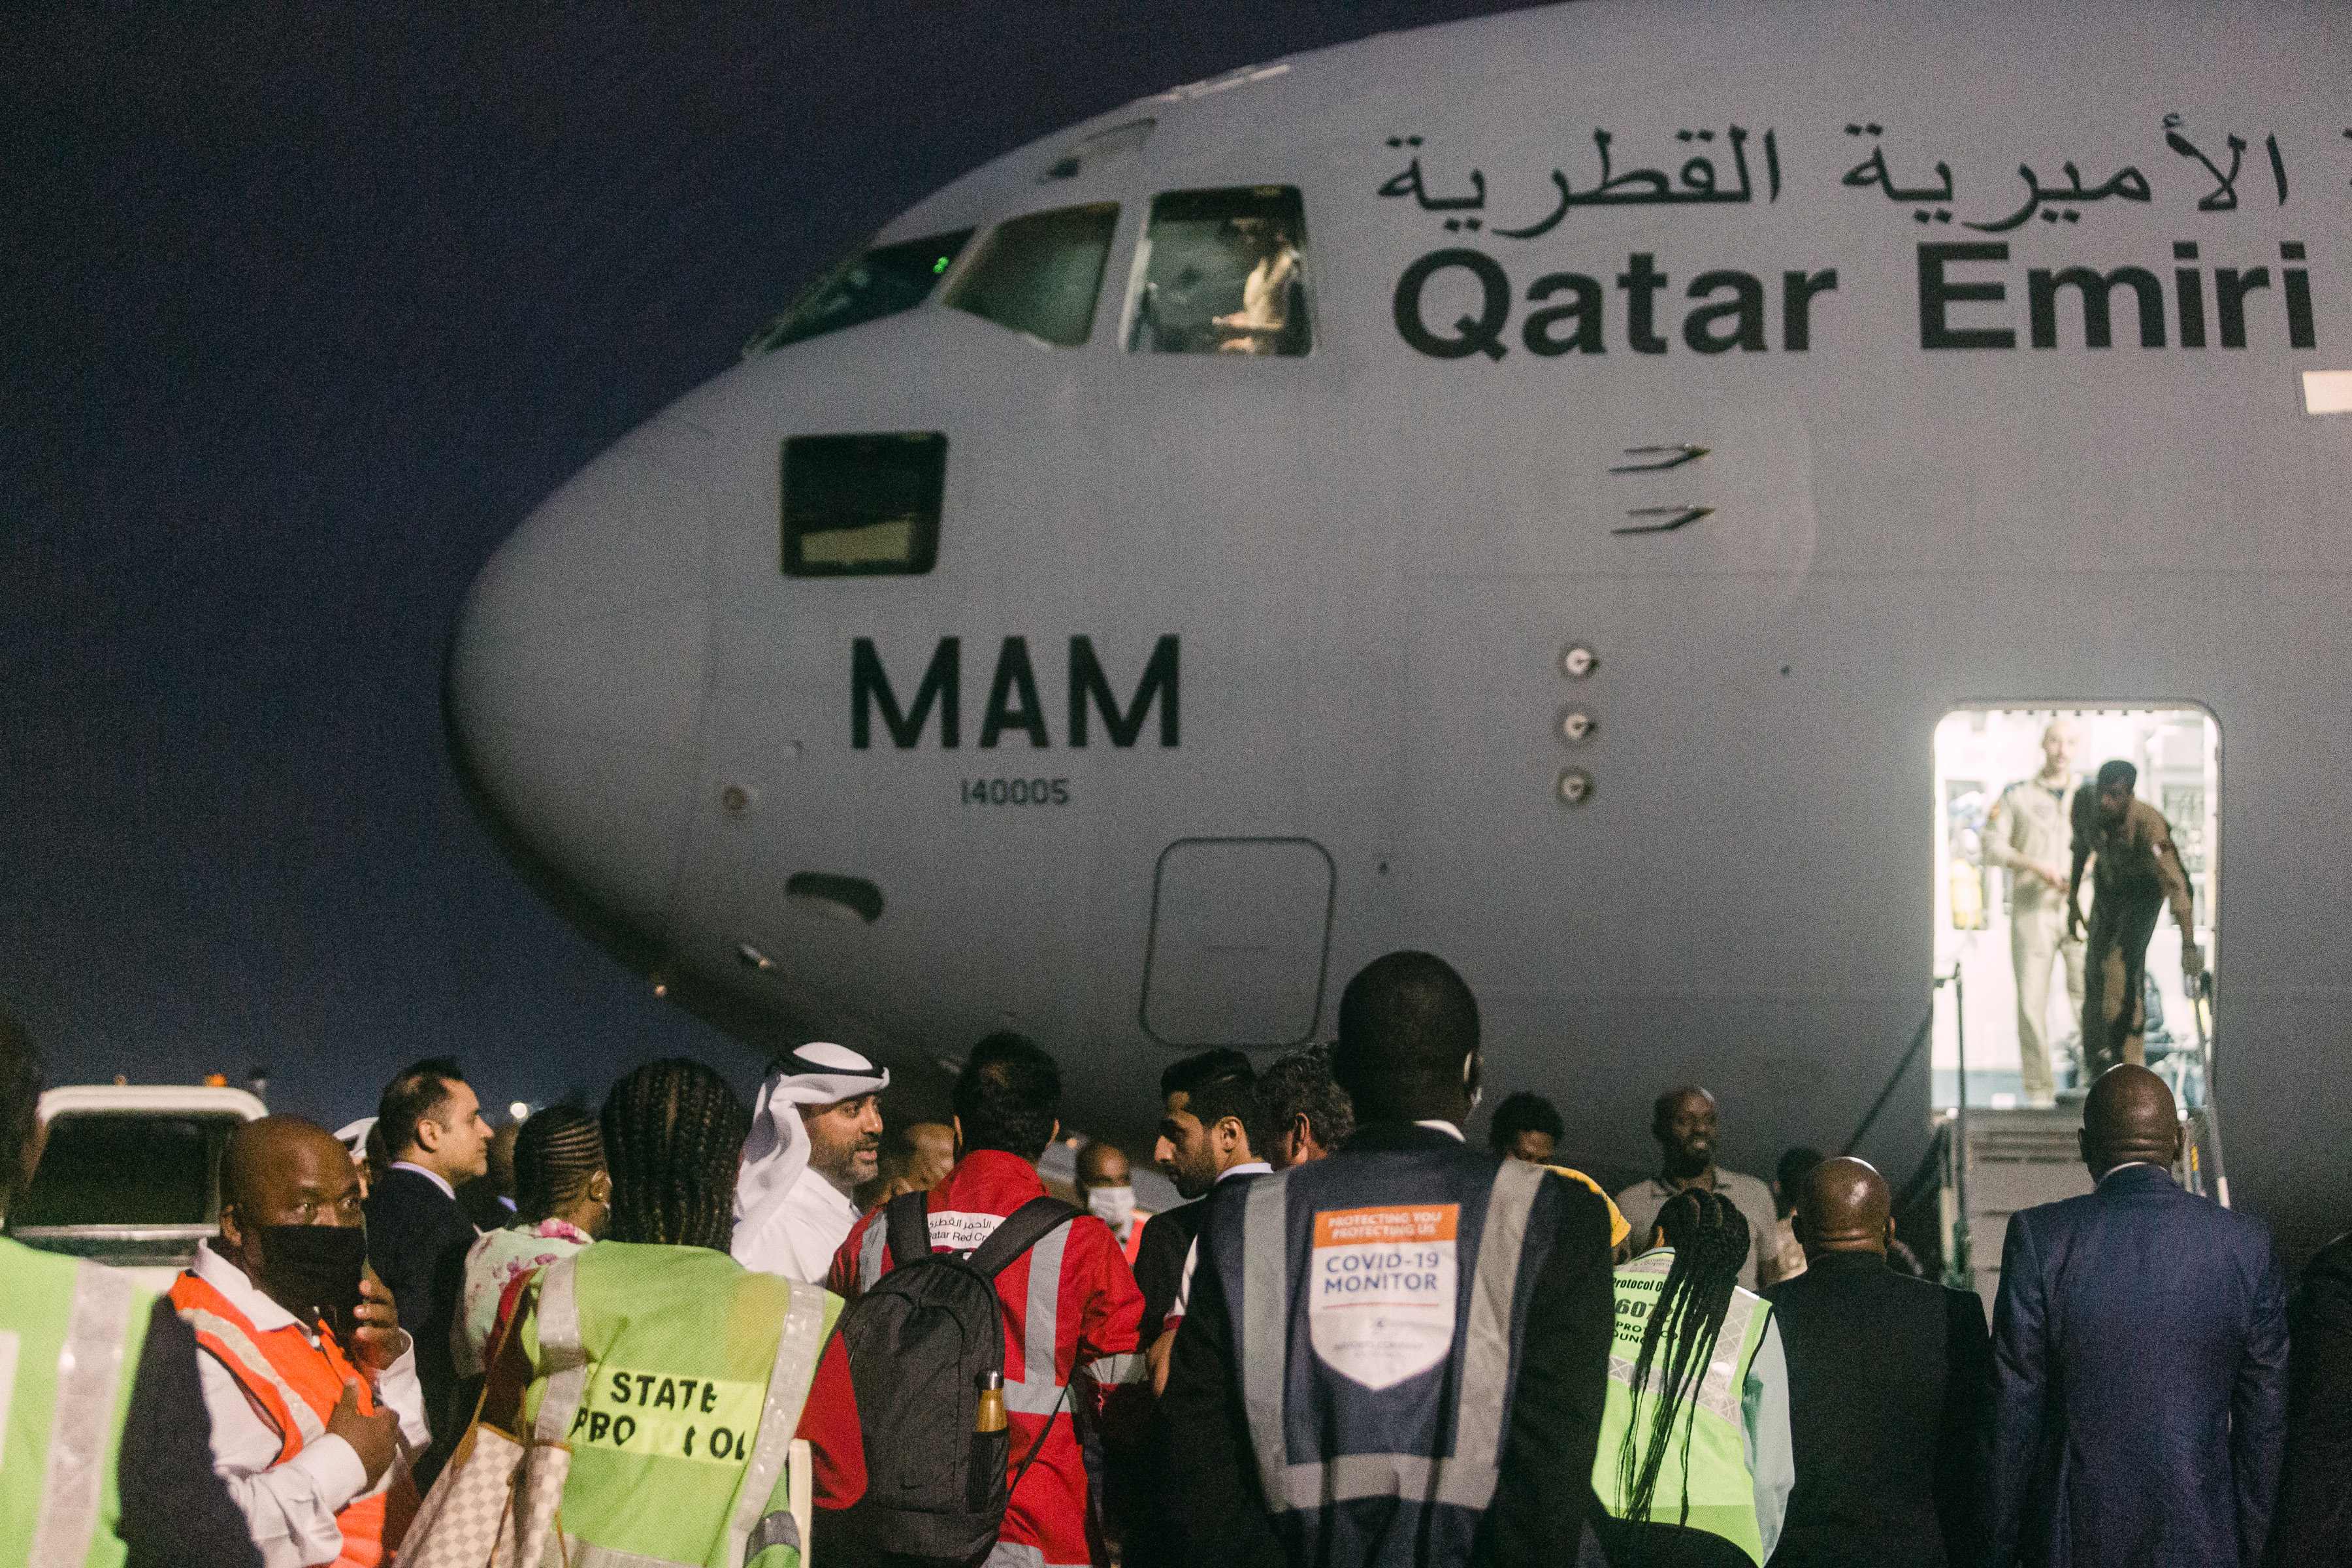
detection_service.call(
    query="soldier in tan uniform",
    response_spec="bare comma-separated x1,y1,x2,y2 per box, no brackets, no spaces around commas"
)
2068,759,2204,1079
1984,721,2087,1106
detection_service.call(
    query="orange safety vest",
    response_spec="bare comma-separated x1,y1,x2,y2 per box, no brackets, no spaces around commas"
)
168,1271,417,1568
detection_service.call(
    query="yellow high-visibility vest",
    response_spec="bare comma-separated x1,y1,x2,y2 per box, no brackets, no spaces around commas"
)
1592,1248,1774,1565
515,1242,837,1568
0,1235,150,1568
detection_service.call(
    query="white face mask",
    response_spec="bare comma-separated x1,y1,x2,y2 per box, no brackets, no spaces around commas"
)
1086,1184,1137,1232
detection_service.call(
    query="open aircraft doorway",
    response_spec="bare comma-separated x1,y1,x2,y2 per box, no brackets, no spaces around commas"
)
1932,707,2219,1113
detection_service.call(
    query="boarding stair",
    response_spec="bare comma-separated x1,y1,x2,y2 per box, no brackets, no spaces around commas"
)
1867,974,2226,1313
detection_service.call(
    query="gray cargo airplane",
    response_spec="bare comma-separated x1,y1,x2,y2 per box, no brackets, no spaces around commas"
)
446,0,2352,1256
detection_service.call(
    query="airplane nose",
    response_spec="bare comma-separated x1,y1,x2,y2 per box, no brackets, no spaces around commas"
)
445,419,714,947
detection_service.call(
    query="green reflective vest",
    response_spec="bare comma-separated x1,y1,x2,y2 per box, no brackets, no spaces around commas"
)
1590,1248,1773,1565
517,1242,838,1568
0,1235,151,1568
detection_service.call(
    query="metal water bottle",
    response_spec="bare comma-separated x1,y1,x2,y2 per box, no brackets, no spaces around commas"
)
975,1369,1007,1433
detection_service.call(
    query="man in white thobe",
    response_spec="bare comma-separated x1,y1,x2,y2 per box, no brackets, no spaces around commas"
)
730,1041,889,1282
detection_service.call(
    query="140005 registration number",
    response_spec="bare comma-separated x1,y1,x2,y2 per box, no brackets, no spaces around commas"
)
961,777,1071,806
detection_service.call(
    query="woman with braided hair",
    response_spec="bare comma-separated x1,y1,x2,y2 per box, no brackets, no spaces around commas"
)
447,1059,868,1567
1591,1186,1795,1567
452,1103,610,1378
598,1054,753,1248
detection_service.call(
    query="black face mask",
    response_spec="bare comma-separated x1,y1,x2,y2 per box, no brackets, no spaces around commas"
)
253,1224,368,1330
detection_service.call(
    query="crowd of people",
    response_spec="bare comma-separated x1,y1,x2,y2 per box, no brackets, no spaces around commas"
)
1,949,2347,1568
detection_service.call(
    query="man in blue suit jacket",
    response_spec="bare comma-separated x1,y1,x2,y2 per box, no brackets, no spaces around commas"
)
1987,1065,2288,1568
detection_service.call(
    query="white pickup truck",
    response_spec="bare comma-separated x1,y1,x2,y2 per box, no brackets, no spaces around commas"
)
8,1084,267,1292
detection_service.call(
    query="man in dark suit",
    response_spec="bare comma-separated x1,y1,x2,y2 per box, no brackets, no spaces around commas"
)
1765,1156,1991,1567
1987,1065,2287,1568
362,1056,490,1480
2267,1227,2352,1565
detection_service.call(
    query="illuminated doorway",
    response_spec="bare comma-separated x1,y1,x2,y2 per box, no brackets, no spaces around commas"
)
1933,707,2218,1109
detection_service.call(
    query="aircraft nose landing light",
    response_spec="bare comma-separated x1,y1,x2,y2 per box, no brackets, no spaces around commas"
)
785,872,885,925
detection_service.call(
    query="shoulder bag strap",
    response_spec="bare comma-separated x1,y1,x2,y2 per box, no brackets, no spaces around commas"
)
530,1255,593,1446
968,1196,1079,1279
883,1190,934,1271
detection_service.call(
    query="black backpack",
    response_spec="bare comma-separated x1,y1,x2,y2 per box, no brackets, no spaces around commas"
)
836,1191,1079,1563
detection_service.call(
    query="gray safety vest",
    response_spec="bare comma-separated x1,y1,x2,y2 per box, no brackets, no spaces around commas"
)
1202,1145,1560,1568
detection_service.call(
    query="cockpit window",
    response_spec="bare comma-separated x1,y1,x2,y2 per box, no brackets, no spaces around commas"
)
1128,186,1309,356
943,203,1119,347
743,229,974,357
781,433,946,576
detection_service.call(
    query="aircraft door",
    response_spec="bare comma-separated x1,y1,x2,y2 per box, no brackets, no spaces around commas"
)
1141,837,1333,1047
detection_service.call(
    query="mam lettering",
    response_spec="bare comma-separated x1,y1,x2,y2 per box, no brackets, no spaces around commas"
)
853,635,1180,750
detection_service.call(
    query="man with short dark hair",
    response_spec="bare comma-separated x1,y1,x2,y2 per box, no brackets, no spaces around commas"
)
1164,951,1616,1568
1987,1066,2286,1568
1487,1090,1564,1164
363,1056,490,1477
1483,1092,1631,1257
1257,1044,1354,1171
1135,1049,1266,1335
1152,1049,1348,1379
830,1033,1147,1568
0,1009,260,1568
374,1057,494,1189
2068,760,2202,1080
1613,1086,1785,1290
1155,1050,1266,1199
1766,1157,1992,1567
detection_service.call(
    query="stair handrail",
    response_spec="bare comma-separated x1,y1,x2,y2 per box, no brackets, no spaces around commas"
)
1892,1115,1952,1217
1936,966,1972,1287
2190,969,2229,1207
1842,1001,1937,1157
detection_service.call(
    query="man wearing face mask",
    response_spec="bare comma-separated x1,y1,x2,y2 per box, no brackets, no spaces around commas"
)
1075,1139,1151,1265
733,1041,890,1284
171,1117,429,1568
1079,1137,1156,1564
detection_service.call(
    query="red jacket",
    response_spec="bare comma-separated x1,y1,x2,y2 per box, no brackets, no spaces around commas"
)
830,1150,1147,1567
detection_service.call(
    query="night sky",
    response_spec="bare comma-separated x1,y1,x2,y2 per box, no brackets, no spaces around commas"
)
3,2,1527,1126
